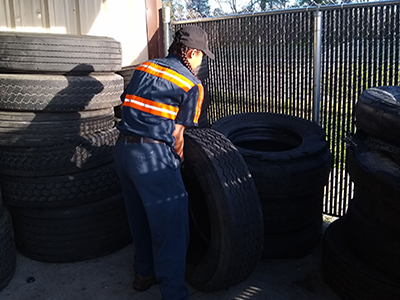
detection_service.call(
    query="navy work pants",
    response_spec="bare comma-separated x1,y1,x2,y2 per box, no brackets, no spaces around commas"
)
114,139,189,300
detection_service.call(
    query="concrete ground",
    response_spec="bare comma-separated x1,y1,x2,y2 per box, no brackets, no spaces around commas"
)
0,223,341,300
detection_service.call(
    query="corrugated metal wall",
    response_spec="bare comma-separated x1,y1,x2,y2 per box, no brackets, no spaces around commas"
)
0,0,149,66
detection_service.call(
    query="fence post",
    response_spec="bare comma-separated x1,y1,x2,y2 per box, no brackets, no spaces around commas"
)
313,9,323,124
163,6,171,57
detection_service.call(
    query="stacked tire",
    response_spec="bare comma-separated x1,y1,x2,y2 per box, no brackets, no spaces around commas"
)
322,86,400,299
0,32,131,263
0,188,16,292
212,113,331,258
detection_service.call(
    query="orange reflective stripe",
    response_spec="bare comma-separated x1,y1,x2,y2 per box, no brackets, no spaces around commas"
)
137,61,195,92
124,94,179,120
193,84,204,124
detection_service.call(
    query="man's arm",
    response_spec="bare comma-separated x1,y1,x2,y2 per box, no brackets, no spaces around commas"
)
173,123,185,160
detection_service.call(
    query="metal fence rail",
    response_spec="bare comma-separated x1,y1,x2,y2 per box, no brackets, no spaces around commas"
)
172,1,400,217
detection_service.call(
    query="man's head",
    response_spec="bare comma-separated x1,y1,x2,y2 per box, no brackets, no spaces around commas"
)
176,26,214,60
168,25,214,72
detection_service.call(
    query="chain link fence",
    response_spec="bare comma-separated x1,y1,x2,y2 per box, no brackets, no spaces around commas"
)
171,0,400,217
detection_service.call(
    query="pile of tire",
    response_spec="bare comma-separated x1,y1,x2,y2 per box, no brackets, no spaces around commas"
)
322,86,400,299
0,188,16,292
212,113,331,258
0,32,131,263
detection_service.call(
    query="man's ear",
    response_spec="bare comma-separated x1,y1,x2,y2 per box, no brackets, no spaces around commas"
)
186,49,196,59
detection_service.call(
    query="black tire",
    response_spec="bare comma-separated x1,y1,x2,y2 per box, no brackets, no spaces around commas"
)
212,113,331,257
0,108,115,147
322,217,400,300
353,186,400,235
355,86,400,146
0,209,16,292
182,128,263,292
263,216,322,258
0,128,118,177
0,187,3,219
0,73,123,111
1,162,121,208
345,201,400,279
362,134,400,166
8,193,131,263
115,64,138,90
346,132,400,211
0,32,122,74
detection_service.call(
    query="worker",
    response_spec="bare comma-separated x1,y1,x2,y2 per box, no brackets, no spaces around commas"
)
113,26,214,300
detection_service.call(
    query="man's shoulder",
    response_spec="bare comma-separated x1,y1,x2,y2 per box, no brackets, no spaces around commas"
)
150,57,201,85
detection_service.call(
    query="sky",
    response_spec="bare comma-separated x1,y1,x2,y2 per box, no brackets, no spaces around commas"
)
176,0,297,16
175,0,252,15
209,0,249,12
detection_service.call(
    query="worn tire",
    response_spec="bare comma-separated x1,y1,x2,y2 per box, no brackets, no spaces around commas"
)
353,186,400,235
0,73,123,111
1,162,120,208
0,209,16,292
0,32,122,74
8,193,131,263
115,65,138,90
345,201,400,279
362,134,400,166
346,132,400,223
355,86,400,146
212,113,331,258
182,128,263,292
322,217,400,300
0,108,115,147
263,217,322,258
0,128,118,177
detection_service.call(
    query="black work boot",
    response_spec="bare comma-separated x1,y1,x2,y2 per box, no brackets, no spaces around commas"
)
132,274,158,292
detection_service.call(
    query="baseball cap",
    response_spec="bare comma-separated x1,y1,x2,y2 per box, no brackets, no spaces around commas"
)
177,26,215,60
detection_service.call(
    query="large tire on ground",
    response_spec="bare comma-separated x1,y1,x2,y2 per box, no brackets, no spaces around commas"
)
0,109,115,147
0,188,3,219
346,132,400,232
322,217,400,300
0,32,122,74
344,201,400,279
0,73,123,111
353,186,400,235
0,128,118,177
1,162,120,208
182,128,263,292
8,193,131,263
0,209,16,292
355,86,400,146
263,217,322,258
212,113,331,258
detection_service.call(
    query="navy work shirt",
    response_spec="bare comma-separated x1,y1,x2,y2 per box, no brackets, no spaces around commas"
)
117,54,204,147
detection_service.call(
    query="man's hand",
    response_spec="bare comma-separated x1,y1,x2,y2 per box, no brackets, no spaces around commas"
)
172,124,185,160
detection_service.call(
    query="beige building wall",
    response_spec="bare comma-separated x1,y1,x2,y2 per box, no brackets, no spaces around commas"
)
0,0,149,66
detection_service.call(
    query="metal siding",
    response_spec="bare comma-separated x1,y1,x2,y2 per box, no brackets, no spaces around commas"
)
47,0,79,33
0,0,9,29
0,0,149,64
78,0,103,35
